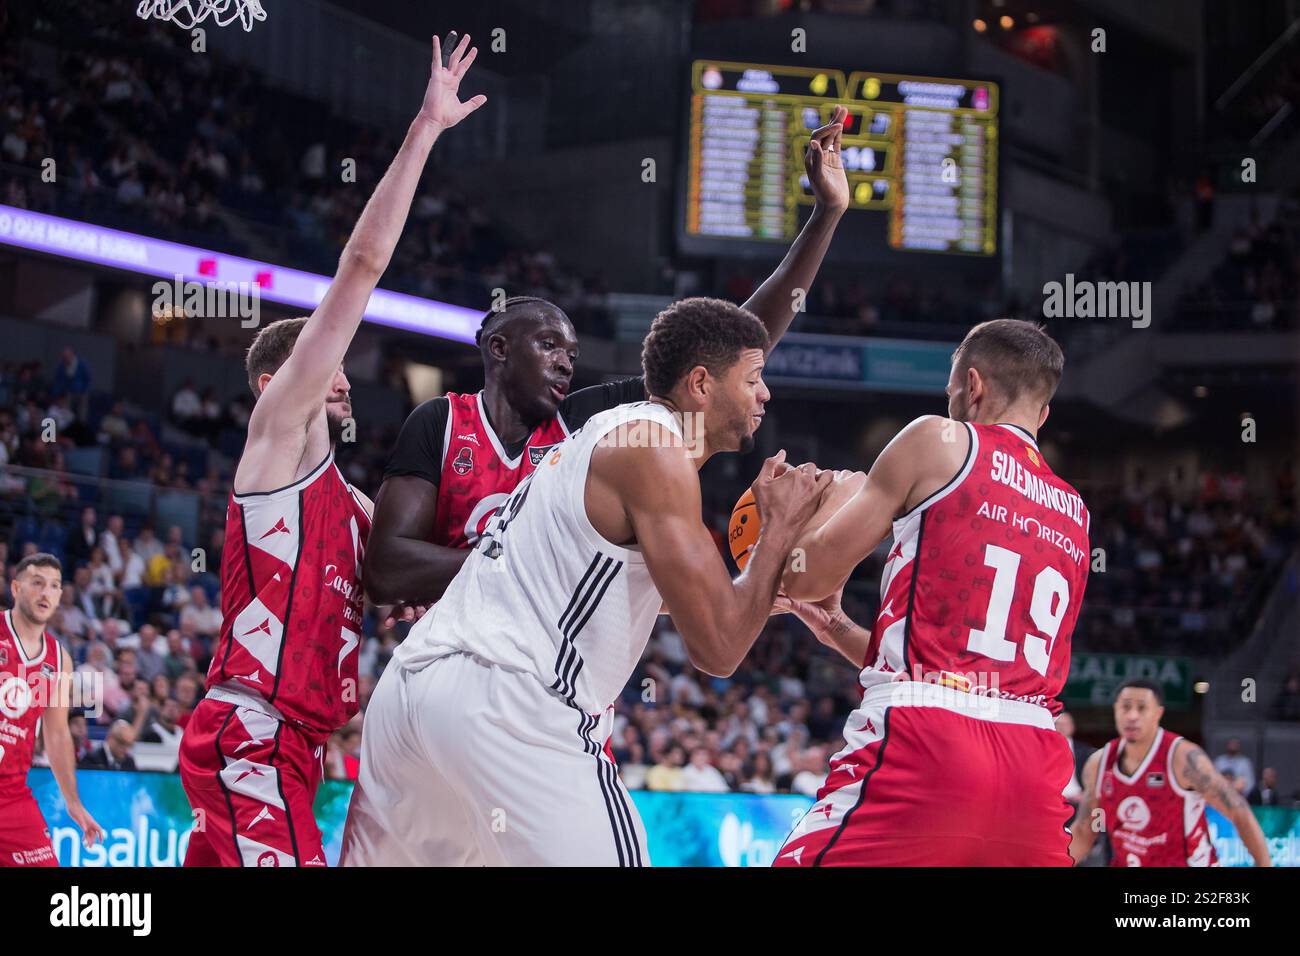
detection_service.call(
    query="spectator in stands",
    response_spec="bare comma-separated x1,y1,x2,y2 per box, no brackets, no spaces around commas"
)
84,546,119,618
137,695,183,752
133,525,163,565
180,585,220,638
1214,738,1255,794
98,515,125,576
163,628,197,680
97,401,130,446
1249,767,1283,807
173,673,200,729
144,540,180,588
742,752,778,794
117,535,146,592
680,747,730,793
1271,671,1300,721
79,719,138,772
53,582,95,643
171,382,202,431
66,708,94,764
791,745,829,798
646,746,686,791
160,562,191,619
129,623,166,682
50,347,91,421
64,505,99,569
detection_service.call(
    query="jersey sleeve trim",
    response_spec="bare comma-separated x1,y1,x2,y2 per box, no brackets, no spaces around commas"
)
232,450,333,501
899,421,977,521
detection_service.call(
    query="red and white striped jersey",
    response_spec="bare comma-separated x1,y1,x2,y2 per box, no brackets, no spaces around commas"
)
0,611,62,800
862,422,1090,718
1096,728,1218,867
208,452,371,742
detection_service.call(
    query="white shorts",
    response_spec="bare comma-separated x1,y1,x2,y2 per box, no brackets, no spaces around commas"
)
340,651,648,867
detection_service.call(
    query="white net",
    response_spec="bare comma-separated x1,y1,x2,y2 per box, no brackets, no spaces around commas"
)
136,0,267,31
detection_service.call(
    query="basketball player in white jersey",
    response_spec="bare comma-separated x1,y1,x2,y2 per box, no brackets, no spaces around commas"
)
341,297,832,866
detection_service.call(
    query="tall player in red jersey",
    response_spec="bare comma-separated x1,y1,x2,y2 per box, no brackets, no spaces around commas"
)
772,319,1089,866
1069,680,1271,867
362,110,852,611
0,553,102,866
178,32,487,867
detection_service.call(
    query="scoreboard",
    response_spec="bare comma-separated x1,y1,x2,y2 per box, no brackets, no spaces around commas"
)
680,60,999,259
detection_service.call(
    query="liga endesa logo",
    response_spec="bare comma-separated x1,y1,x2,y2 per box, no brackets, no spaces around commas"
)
0,670,103,718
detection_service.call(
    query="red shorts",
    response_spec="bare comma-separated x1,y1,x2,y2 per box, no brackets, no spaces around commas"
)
775,686,1074,867
0,792,57,867
179,697,327,867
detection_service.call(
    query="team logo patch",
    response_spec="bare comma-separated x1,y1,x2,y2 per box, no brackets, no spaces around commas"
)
1102,775,1115,797
1117,795,1151,831
1146,771,1165,788
452,446,474,476
1025,446,1040,467
528,444,553,467
0,676,32,719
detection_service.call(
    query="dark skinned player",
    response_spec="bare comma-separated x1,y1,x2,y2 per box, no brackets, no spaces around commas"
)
364,107,851,613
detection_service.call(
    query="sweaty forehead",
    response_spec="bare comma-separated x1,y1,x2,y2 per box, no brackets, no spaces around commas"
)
738,348,765,371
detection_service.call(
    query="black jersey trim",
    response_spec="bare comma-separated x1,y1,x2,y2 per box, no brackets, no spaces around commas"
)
231,449,333,500
813,708,894,866
897,421,975,521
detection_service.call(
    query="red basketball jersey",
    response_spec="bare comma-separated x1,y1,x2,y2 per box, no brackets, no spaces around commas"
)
864,422,1090,716
1096,728,1218,867
431,391,568,549
0,611,62,800
208,452,372,741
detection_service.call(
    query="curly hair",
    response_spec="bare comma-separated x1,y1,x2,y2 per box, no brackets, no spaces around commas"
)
640,297,770,397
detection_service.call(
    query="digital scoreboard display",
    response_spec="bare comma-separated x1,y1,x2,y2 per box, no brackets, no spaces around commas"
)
680,60,999,259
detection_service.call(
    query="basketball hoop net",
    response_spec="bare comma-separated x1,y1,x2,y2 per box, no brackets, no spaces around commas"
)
136,0,267,32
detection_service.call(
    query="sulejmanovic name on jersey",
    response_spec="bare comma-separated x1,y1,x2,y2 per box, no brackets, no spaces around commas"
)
395,402,680,715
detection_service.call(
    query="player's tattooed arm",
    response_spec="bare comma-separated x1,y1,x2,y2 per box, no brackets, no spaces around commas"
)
772,579,871,666
1175,743,1272,866
740,106,848,347
1068,748,1104,864
363,476,470,607
242,34,484,485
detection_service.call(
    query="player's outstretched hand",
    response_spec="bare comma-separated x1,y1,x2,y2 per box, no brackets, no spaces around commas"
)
419,31,487,131
69,802,104,848
806,104,849,213
751,450,833,537
772,585,842,641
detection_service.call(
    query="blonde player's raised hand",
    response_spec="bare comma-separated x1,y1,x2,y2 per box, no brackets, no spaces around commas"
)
420,31,487,132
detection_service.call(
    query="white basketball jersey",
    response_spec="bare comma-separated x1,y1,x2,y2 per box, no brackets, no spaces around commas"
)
395,401,680,714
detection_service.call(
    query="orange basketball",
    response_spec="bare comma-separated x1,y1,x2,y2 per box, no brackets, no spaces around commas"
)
728,487,761,570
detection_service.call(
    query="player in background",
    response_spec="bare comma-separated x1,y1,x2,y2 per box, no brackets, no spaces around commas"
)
771,319,1089,866
341,298,832,865
0,554,102,866
363,108,851,615
1069,680,1271,867
178,33,485,867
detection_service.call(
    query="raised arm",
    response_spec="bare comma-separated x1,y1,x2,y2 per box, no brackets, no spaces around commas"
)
611,435,829,677
782,415,965,601
1175,742,1273,866
1068,748,1104,864
242,35,486,481
741,107,849,346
